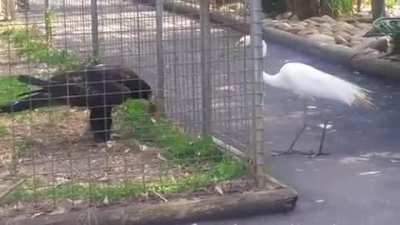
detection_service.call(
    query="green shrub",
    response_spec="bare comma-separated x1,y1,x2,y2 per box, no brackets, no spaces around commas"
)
330,0,353,17
262,0,287,15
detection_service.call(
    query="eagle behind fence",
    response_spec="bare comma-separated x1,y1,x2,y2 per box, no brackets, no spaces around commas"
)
0,65,154,142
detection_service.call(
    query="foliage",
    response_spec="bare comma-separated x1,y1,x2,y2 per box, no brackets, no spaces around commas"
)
118,100,228,166
262,0,287,15
370,17,400,54
330,0,353,17
0,27,81,71
386,0,397,9
0,76,36,106
44,9,57,46
0,123,7,137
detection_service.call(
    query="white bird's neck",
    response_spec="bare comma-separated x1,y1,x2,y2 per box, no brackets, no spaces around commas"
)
262,71,281,88
262,41,267,58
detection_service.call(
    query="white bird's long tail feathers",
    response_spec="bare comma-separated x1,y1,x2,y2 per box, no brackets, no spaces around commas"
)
353,87,375,110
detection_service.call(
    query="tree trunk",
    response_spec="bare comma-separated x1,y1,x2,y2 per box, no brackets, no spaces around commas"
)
320,0,333,16
371,0,385,20
393,37,400,55
4,0,16,20
357,0,362,12
286,0,319,20
214,0,224,8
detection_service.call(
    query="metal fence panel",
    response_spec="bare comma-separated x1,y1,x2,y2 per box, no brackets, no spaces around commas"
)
0,0,265,217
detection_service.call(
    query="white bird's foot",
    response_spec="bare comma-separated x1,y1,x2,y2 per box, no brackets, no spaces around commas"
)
308,151,331,158
272,149,314,157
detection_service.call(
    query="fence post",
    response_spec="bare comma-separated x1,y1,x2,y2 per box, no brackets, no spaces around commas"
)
44,0,52,47
90,0,99,59
249,0,266,187
200,0,212,136
4,0,16,20
156,0,165,115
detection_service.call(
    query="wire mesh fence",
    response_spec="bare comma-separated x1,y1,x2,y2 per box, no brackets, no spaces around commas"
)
0,0,265,219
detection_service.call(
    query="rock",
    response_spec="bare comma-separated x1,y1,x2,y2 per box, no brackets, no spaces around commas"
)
335,21,355,33
334,31,351,42
298,21,308,27
319,22,332,30
334,35,350,45
298,28,318,36
365,37,390,53
304,19,319,26
320,31,334,37
287,24,306,34
290,15,299,21
276,11,293,20
351,41,363,48
353,22,371,29
307,33,335,44
319,27,334,36
275,22,292,31
262,18,276,26
309,15,335,24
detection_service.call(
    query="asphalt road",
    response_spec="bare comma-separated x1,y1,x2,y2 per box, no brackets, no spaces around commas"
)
185,42,400,225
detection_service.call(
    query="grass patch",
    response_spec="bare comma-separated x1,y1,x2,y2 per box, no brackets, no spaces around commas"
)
0,122,8,137
0,76,35,106
3,160,245,204
117,100,226,166
15,138,34,158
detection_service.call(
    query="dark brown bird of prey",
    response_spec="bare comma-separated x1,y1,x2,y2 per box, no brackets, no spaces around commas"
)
0,64,153,142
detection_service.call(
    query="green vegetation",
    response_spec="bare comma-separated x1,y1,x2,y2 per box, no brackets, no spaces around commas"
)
3,160,244,204
118,100,227,165
330,0,353,17
15,138,34,158
386,0,397,9
44,10,57,46
262,0,286,15
0,76,35,106
0,27,81,71
0,123,8,137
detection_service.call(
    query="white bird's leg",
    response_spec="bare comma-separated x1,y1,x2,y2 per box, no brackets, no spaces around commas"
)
275,100,311,156
284,122,307,154
310,116,331,158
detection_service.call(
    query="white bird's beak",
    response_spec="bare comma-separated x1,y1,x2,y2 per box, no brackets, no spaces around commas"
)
235,39,245,48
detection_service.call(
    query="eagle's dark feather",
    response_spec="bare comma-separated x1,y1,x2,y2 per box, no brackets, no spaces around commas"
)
0,64,153,142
